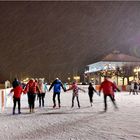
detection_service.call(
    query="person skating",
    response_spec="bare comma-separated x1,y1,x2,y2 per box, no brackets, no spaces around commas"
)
25,79,40,113
99,76,120,112
10,85,24,115
38,79,48,107
88,82,97,106
67,82,85,108
129,80,134,95
134,81,138,95
49,78,66,108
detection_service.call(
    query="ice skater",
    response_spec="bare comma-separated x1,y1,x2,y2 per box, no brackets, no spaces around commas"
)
129,80,134,95
88,82,98,106
49,78,66,108
10,84,24,115
67,82,85,108
38,79,48,107
134,81,138,95
99,76,120,112
25,79,40,113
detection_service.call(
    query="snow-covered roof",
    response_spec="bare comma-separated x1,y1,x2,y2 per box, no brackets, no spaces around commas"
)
102,53,140,62
85,52,140,73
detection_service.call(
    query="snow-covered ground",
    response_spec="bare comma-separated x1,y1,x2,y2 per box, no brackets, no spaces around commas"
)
1,86,140,140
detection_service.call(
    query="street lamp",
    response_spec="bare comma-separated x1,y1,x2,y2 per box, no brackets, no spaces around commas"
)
134,67,140,81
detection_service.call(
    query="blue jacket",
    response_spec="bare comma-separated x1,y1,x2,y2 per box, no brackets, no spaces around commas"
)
49,79,65,93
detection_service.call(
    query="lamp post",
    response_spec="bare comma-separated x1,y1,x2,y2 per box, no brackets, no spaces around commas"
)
134,67,140,81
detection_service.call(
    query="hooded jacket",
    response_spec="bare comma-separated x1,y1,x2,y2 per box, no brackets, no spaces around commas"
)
49,79,65,93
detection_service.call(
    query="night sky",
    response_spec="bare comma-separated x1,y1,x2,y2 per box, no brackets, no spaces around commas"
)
0,1,140,82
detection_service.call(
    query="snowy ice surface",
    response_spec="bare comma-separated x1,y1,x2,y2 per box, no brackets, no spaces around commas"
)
1,86,140,140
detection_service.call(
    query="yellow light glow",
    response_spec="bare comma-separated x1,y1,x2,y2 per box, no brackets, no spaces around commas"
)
73,76,80,80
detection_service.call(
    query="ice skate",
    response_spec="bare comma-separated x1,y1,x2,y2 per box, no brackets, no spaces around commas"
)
58,104,61,108
53,104,56,108
91,102,93,107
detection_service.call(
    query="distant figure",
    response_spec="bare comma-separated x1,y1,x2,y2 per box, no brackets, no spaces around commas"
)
139,82,140,92
49,78,66,108
99,76,120,112
10,85,23,115
63,82,67,90
67,82,85,108
5,80,11,88
134,81,138,95
25,79,40,113
129,80,134,95
88,82,97,106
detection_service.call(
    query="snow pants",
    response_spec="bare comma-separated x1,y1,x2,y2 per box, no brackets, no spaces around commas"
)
38,93,45,107
104,94,117,111
88,93,93,103
53,92,60,106
28,92,36,110
13,97,21,114
72,95,80,108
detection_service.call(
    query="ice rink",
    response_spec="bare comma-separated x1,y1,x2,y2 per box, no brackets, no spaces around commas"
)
0,86,140,140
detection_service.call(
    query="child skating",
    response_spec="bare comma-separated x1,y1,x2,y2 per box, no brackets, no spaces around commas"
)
67,82,85,108
88,82,98,106
10,84,24,115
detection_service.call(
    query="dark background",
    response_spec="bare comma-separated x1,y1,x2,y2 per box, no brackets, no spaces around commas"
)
0,1,140,82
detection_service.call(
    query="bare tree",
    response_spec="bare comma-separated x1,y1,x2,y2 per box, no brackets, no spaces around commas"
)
115,65,136,85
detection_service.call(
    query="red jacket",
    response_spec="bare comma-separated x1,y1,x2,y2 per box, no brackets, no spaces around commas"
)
99,79,118,95
11,85,23,98
25,80,39,94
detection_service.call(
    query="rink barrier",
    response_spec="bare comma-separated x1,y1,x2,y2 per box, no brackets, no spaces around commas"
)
0,88,11,113
121,85,126,91
95,85,100,91
1,91,4,112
